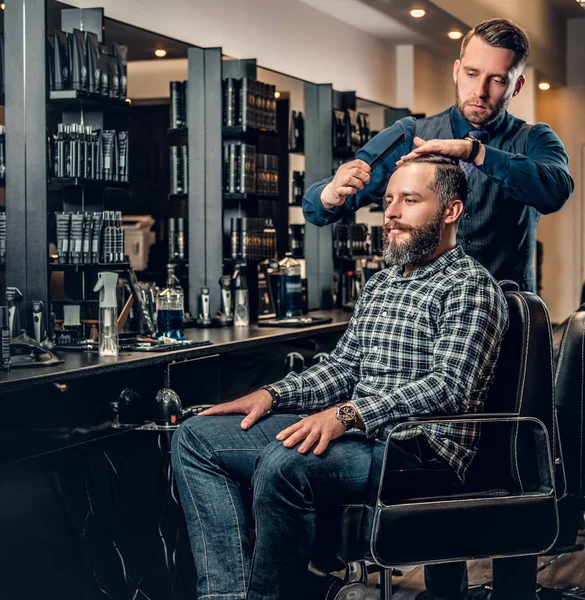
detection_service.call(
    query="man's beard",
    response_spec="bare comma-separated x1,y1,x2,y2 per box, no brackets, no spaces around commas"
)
382,210,444,268
455,85,511,127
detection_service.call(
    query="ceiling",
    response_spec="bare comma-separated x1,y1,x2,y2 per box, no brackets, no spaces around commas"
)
299,0,585,81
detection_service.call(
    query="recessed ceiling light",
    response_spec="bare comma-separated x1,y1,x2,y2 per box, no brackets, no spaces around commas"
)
410,9,426,18
448,31,463,40
154,49,167,58
538,82,551,91
274,91,281,99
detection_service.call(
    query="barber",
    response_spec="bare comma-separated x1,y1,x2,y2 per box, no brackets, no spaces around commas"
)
302,16,572,600
303,17,573,294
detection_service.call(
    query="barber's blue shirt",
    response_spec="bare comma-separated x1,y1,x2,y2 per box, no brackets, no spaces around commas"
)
303,106,574,291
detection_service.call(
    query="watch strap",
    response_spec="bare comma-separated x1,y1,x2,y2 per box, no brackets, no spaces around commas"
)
260,384,280,413
464,137,481,163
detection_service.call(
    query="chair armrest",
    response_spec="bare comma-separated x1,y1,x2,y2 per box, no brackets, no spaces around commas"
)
406,412,519,422
376,415,555,507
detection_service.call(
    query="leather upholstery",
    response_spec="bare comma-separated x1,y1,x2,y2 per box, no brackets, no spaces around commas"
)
549,309,585,549
313,290,559,570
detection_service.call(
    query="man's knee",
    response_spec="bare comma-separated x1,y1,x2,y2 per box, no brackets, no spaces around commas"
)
252,442,309,508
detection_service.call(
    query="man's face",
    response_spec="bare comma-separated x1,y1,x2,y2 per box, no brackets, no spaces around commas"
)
382,163,446,267
454,35,525,127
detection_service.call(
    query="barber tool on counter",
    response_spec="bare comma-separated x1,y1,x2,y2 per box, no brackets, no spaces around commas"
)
233,260,249,327
93,271,119,357
196,287,212,328
213,275,234,327
6,287,22,339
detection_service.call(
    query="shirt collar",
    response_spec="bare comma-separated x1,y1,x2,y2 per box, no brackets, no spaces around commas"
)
450,105,507,140
388,245,466,282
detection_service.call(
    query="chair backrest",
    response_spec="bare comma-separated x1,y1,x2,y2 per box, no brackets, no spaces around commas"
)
469,291,558,493
555,310,585,500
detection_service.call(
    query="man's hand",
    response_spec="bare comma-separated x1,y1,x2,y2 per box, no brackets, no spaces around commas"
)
276,407,347,455
320,160,371,210
396,136,486,166
199,389,273,430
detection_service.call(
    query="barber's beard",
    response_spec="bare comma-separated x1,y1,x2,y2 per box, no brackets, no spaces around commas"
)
382,210,444,268
455,85,511,127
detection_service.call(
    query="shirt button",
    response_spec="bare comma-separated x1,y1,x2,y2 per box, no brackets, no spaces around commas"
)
382,312,387,317
372,345,379,351
464,212,471,219
465,238,471,245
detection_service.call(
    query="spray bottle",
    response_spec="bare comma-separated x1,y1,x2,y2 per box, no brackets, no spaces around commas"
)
93,271,119,356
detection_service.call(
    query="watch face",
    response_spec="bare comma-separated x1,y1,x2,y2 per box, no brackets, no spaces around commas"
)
338,404,356,423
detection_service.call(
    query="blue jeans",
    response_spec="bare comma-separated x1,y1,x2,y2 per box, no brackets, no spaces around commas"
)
171,413,468,600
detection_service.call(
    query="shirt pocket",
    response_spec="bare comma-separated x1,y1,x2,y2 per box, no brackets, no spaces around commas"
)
361,309,434,375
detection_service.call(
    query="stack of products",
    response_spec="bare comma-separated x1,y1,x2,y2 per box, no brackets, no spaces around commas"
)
290,171,305,206
0,34,4,103
170,145,189,195
333,223,370,258
289,111,305,152
168,217,187,262
55,210,126,265
223,77,277,132
47,29,127,99
255,154,278,197
0,212,6,266
288,224,305,259
370,226,385,256
230,217,277,261
0,125,5,184
332,109,371,153
51,124,129,182
170,81,188,129
223,142,256,194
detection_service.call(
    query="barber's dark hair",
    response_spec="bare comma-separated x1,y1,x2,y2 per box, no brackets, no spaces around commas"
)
405,155,468,212
460,18,530,70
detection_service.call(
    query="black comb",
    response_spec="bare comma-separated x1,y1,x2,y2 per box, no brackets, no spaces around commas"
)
367,132,406,170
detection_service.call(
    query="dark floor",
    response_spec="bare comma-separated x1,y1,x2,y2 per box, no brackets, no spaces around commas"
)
353,533,585,599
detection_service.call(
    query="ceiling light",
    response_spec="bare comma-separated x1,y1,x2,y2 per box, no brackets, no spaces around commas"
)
538,82,551,91
1,4,5,10
410,8,426,18
448,31,463,40
274,91,281,99
154,49,167,58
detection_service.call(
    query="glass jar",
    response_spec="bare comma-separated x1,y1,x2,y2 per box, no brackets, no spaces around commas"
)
156,264,185,340
278,254,303,319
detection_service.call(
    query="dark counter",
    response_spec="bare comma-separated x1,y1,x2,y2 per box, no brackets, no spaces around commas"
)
0,311,351,393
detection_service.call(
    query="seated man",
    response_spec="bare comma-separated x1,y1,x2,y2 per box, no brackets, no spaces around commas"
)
171,155,509,600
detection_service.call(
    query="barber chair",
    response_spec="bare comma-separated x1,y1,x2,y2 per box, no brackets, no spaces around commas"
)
534,309,585,599
311,289,560,600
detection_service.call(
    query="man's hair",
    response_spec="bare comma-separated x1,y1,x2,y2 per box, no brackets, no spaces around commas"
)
404,155,468,211
460,18,530,70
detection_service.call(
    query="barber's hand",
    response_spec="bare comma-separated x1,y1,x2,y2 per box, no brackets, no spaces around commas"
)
320,160,371,210
199,389,273,430
276,407,346,455
396,136,485,166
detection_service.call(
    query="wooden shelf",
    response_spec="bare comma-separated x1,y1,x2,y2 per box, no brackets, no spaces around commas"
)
49,90,130,111
48,177,130,189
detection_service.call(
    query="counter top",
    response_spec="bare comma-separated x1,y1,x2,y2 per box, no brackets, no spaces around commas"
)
0,311,351,393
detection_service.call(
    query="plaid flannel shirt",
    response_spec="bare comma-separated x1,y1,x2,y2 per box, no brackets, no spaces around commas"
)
272,245,509,481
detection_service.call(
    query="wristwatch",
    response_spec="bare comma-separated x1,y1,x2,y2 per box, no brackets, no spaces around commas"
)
336,403,357,430
464,137,482,163
260,384,280,414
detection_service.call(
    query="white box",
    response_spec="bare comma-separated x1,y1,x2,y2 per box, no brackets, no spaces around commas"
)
122,215,156,271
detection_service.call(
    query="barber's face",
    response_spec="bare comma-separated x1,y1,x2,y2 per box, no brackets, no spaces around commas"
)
382,163,448,267
454,35,525,127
